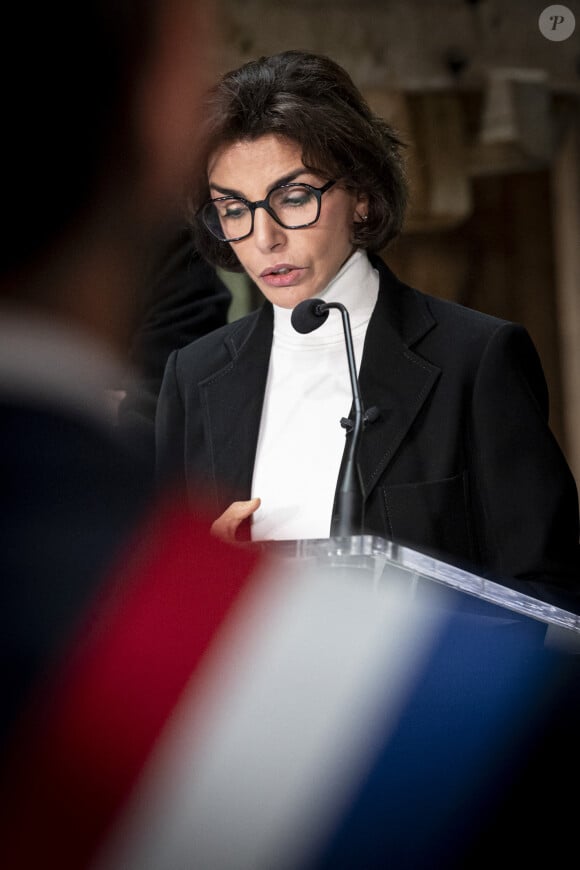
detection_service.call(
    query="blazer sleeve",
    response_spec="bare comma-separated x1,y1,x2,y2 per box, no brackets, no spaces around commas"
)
471,322,580,607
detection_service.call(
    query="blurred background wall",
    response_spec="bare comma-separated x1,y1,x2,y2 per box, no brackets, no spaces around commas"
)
208,0,580,486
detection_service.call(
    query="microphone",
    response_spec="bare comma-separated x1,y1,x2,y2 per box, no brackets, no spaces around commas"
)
291,297,370,537
290,297,330,334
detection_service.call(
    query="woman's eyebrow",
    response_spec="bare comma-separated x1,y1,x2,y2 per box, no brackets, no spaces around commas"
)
209,168,310,198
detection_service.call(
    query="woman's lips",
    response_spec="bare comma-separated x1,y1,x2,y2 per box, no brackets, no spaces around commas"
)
259,264,305,287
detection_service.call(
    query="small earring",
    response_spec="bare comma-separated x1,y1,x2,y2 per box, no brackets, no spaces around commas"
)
362,214,368,221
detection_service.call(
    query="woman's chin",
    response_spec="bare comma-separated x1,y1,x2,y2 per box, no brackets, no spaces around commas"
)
262,286,321,310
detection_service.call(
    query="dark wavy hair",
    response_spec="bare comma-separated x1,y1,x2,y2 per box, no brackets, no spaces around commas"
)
190,50,408,271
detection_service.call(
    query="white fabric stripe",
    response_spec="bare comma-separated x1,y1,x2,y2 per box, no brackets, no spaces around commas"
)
94,558,443,870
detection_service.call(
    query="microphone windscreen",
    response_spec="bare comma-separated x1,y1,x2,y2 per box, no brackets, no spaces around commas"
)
291,298,329,334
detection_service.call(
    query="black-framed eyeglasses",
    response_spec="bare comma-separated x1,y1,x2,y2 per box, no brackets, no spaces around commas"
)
199,179,336,242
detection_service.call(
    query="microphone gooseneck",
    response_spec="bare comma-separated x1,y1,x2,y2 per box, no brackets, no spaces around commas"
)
291,297,366,537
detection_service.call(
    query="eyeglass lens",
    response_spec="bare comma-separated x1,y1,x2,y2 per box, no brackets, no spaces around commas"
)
204,184,321,241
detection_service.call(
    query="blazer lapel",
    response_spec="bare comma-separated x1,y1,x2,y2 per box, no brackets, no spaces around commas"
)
356,259,441,498
199,303,274,512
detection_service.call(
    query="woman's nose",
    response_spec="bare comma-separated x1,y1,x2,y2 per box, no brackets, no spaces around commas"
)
252,207,286,251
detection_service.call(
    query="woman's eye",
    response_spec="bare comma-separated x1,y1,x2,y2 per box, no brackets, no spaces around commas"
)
278,189,313,207
284,195,308,206
219,202,247,219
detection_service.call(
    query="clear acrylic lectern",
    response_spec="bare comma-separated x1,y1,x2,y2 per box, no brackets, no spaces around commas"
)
256,535,580,650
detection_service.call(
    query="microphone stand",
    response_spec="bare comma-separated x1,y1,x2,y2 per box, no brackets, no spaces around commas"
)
316,302,365,537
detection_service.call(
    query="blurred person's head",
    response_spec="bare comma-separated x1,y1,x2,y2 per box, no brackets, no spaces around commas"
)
1,0,211,350
190,49,408,304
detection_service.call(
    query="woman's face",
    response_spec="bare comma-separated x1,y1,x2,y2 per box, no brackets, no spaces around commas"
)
207,134,367,308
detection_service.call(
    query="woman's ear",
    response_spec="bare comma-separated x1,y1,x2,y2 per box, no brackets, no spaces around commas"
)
353,192,369,223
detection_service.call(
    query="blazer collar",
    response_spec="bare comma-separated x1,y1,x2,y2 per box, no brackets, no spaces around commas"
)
354,256,441,496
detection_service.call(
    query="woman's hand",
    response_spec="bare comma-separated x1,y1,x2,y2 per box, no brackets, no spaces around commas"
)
210,498,261,543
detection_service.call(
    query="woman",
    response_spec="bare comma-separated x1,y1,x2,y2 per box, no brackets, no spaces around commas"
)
156,50,580,604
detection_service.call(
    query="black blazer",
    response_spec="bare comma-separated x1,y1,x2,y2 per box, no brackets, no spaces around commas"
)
156,256,580,602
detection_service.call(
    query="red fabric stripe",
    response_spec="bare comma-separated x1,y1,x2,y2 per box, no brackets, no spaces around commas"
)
0,498,262,869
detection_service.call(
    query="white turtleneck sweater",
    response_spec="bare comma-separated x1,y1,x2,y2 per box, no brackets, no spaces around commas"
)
250,250,379,541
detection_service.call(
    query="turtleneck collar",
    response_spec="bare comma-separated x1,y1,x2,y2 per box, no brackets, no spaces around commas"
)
272,249,379,346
